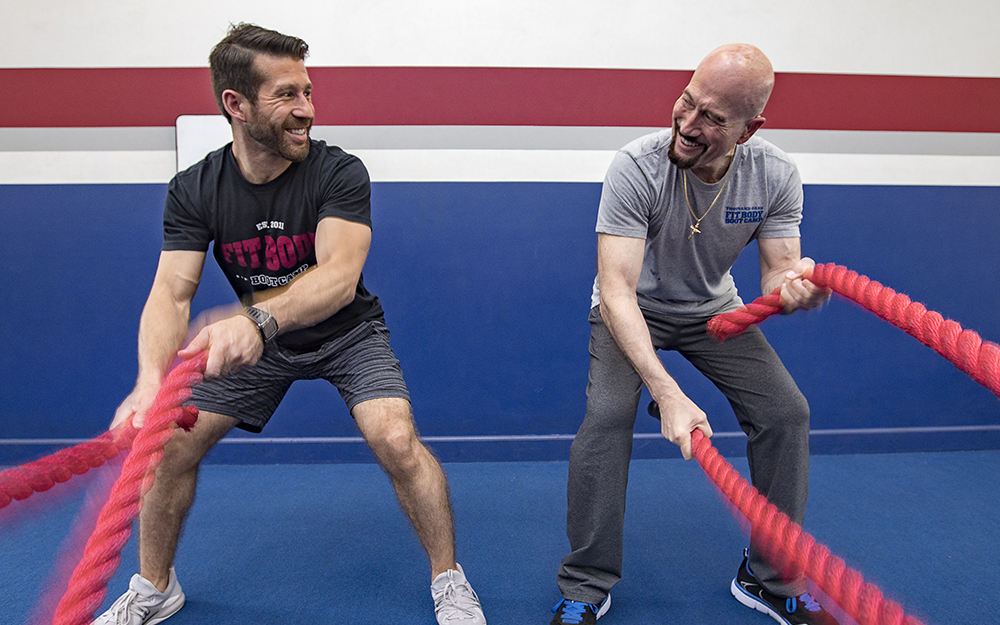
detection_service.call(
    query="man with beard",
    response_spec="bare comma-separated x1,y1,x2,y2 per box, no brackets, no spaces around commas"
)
548,44,834,625
95,23,486,625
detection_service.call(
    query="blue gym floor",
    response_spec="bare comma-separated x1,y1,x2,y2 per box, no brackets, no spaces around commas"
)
2,448,996,624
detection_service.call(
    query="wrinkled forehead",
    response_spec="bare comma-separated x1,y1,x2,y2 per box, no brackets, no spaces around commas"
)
681,72,745,120
684,62,761,121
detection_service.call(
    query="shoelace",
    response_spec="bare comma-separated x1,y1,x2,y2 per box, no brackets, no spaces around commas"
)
554,599,593,624
786,592,823,615
108,590,149,624
433,580,481,621
798,592,822,612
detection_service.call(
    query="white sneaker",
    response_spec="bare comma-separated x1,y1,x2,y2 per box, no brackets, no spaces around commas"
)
431,563,487,624
92,567,185,625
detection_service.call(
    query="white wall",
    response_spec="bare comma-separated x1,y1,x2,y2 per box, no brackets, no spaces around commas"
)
3,0,999,77
2,1,998,185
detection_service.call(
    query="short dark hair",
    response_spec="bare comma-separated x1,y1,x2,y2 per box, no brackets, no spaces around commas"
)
209,23,309,122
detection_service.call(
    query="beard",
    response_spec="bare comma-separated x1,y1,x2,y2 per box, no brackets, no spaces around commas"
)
666,122,704,170
246,111,311,163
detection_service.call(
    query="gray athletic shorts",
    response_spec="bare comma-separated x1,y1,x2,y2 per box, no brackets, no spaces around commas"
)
188,319,410,433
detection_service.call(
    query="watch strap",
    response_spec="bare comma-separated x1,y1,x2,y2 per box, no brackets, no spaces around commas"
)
240,306,279,343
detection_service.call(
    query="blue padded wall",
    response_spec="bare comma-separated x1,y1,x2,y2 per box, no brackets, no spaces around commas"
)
2,183,998,464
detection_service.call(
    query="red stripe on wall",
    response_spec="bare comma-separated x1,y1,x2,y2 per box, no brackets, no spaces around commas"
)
2,67,997,132
3,68,217,128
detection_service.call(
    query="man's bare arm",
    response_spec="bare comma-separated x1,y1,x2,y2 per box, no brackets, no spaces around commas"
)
112,250,205,428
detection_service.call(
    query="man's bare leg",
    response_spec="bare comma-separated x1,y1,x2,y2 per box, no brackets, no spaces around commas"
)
353,397,456,578
138,411,238,591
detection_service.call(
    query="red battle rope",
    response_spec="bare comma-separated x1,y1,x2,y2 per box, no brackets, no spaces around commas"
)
707,263,1000,399
0,425,137,511
692,428,926,625
51,353,206,625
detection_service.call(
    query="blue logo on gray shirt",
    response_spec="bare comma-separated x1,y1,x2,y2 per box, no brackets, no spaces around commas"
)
725,206,764,224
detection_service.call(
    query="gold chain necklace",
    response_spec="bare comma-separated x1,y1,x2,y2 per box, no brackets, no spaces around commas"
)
682,164,732,240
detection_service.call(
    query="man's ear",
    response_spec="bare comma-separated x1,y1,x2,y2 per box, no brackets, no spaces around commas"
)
737,116,766,145
221,89,249,123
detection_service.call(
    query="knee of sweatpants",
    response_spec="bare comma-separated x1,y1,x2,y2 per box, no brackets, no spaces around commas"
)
574,405,638,454
751,388,810,437
772,389,811,439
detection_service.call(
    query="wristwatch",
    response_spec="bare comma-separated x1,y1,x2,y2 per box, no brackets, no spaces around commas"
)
240,306,279,344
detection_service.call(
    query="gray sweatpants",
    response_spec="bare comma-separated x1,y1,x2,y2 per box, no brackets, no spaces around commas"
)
557,306,811,603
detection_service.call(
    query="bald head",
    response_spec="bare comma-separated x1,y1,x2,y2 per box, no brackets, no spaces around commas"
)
668,44,775,180
692,43,774,121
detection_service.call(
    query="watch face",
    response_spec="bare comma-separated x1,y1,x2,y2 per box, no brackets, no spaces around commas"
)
243,307,277,342
262,316,279,341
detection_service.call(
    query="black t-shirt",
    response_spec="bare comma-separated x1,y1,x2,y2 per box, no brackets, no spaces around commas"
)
162,139,384,352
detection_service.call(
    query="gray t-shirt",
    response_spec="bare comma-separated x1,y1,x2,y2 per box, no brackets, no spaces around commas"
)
591,129,803,317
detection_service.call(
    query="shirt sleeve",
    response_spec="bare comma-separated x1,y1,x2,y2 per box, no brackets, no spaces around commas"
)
757,157,803,240
162,172,213,252
317,154,372,228
595,150,655,240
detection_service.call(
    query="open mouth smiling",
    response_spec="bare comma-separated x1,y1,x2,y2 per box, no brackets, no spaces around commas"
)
678,133,704,150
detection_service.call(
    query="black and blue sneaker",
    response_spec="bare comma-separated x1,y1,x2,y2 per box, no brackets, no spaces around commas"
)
731,550,837,625
549,595,611,625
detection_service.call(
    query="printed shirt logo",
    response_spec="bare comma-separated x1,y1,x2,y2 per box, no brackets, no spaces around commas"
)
219,225,316,288
725,206,764,225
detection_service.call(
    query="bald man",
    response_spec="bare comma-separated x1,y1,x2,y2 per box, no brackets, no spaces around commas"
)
548,44,834,625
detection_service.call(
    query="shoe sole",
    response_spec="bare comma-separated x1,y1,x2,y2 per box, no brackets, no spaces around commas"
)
730,579,792,625
146,595,186,625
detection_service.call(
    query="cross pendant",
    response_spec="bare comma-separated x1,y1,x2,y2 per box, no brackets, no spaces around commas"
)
688,223,700,240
